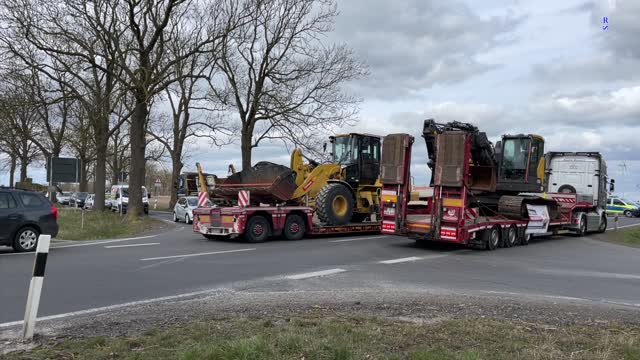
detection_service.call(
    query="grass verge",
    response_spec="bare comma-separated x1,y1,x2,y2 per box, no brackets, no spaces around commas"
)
610,226,640,247
56,209,162,241
6,315,640,360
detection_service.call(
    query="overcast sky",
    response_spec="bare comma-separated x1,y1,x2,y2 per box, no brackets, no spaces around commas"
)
4,0,640,199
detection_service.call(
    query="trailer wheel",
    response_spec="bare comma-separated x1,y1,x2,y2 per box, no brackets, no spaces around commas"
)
504,225,518,248
315,183,354,225
245,215,271,243
576,215,587,237
284,214,306,241
484,226,500,250
520,232,531,246
596,215,607,233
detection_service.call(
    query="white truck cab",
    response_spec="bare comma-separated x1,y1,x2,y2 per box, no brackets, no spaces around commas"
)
110,185,150,214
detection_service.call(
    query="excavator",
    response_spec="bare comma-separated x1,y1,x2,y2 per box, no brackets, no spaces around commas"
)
213,133,382,225
421,119,554,219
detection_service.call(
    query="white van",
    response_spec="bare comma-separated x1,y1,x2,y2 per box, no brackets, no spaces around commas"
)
110,185,150,214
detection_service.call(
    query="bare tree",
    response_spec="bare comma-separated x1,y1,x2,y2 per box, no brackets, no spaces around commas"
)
66,104,96,192
148,33,233,209
0,0,131,210
209,0,366,169
115,0,237,218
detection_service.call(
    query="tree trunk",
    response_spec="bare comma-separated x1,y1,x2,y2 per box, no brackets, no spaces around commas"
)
169,154,183,210
19,157,28,182
9,156,16,187
94,120,109,211
79,157,89,192
128,94,148,219
241,130,253,170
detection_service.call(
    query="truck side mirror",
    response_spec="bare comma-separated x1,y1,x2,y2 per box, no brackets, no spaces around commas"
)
610,179,615,192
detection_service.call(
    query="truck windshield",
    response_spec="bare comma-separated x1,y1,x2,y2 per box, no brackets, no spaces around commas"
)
500,138,531,180
333,136,357,165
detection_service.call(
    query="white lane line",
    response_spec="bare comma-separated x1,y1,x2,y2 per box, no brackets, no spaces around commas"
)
0,235,162,256
0,288,226,328
329,235,387,243
105,243,160,249
533,268,640,280
140,248,256,261
379,256,423,264
285,268,346,280
378,254,449,264
54,235,159,249
610,223,640,230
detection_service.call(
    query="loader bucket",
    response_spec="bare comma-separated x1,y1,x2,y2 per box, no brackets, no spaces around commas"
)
213,161,297,204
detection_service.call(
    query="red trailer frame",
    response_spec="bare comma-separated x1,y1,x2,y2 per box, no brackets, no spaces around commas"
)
193,204,380,242
380,133,602,248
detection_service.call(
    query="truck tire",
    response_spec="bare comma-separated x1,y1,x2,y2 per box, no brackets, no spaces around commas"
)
520,233,531,246
484,226,500,250
245,215,271,243
504,225,518,248
316,183,354,225
576,215,587,236
596,215,607,233
558,185,576,194
283,214,306,241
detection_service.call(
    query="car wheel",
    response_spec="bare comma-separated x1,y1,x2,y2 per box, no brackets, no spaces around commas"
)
173,212,178,222
185,214,191,224
12,227,40,252
624,210,633,218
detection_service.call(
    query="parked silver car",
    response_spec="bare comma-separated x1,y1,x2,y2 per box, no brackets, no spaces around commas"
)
173,196,212,224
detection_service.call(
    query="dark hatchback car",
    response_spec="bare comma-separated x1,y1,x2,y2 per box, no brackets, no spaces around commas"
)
70,191,89,208
0,188,59,252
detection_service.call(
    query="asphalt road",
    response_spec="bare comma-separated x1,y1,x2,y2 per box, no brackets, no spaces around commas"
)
1,211,639,324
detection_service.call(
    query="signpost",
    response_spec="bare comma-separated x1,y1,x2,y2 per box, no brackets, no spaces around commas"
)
154,178,161,209
46,157,80,183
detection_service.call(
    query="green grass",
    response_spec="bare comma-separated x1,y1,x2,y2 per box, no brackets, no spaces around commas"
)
5,315,640,360
611,226,640,247
56,209,162,241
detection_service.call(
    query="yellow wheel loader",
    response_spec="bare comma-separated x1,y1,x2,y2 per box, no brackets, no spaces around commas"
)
213,134,382,226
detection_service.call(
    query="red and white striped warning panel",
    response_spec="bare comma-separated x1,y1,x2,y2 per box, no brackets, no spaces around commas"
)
197,192,209,207
238,190,250,207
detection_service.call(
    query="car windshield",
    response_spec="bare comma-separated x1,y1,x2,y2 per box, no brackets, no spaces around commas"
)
187,198,198,206
120,187,147,198
76,192,88,199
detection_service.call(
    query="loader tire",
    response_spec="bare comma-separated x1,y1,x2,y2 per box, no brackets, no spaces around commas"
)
316,183,354,225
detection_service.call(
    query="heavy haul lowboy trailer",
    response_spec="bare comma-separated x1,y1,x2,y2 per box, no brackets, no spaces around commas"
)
380,127,609,250
192,202,380,243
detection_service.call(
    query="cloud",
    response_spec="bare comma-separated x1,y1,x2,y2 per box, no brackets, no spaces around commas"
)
334,0,523,98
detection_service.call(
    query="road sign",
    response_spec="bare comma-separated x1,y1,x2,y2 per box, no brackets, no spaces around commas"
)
46,157,80,183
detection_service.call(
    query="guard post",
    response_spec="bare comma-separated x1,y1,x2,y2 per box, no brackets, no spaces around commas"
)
22,234,51,340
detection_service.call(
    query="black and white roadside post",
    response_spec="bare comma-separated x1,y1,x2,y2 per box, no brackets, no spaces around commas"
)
22,234,51,340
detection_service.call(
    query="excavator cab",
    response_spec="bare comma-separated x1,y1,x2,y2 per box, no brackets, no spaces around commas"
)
330,134,381,186
495,135,545,193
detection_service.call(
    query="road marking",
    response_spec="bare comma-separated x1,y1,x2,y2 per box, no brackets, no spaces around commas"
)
285,268,346,280
534,268,640,280
610,223,640,230
105,243,160,249
379,254,449,264
54,235,159,248
379,256,423,264
0,235,161,256
0,288,227,328
140,248,256,261
329,235,387,243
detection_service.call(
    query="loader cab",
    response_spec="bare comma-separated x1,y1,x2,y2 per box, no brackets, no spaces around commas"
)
177,172,218,197
495,134,545,193
330,134,381,186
